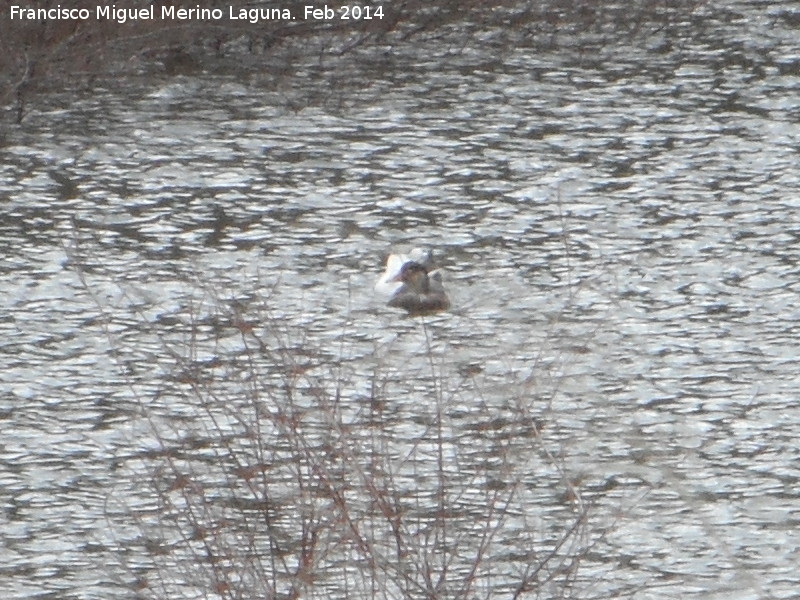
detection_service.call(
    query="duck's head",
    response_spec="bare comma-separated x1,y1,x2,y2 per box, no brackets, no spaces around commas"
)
390,261,428,286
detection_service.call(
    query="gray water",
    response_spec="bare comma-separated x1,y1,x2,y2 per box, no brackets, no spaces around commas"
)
3,2,800,599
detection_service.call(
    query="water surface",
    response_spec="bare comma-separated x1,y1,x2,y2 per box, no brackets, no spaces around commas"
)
2,2,800,598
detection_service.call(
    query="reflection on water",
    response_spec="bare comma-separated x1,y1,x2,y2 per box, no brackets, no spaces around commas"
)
3,1,800,598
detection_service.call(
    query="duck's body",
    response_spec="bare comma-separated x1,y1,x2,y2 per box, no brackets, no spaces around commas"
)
386,261,450,316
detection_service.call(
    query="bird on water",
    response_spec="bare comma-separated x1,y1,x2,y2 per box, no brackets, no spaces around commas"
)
376,249,450,316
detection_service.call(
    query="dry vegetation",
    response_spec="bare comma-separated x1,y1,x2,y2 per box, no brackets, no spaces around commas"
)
104,298,593,600
0,0,491,122
2,0,703,123
65,225,596,599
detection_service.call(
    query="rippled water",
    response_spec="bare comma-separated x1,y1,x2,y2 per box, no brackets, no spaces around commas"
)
3,1,800,598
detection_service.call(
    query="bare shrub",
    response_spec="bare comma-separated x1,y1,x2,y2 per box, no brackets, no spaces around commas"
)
2,0,707,123
67,246,594,599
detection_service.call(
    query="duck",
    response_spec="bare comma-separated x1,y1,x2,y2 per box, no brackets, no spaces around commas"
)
374,247,434,296
386,260,451,316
